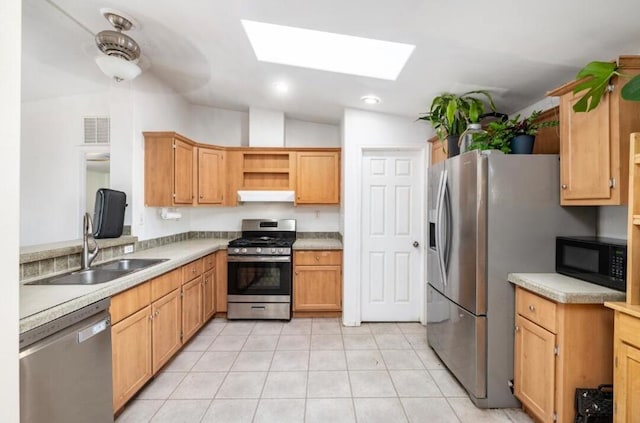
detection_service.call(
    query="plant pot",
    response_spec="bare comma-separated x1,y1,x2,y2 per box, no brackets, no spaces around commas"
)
446,135,460,158
510,134,535,154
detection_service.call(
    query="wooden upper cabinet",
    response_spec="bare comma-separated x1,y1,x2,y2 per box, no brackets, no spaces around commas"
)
198,147,225,205
295,151,340,204
144,132,195,206
548,56,640,205
428,136,447,165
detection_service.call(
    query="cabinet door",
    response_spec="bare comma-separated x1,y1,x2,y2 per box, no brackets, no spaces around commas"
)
293,265,342,311
203,268,216,320
216,251,228,312
430,139,447,165
182,276,204,343
296,151,340,204
151,289,182,374
615,342,640,423
560,91,612,203
514,315,556,423
174,138,194,204
198,148,225,204
112,306,152,412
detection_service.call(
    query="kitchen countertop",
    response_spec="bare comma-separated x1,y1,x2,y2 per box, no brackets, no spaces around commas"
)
293,238,342,250
20,236,343,333
508,272,626,304
20,239,230,333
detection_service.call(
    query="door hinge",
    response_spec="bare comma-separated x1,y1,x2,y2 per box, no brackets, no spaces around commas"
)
553,412,558,421
180,291,184,298
172,192,176,198
609,178,616,188
180,331,183,340
172,143,176,149
607,84,615,93
554,346,559,356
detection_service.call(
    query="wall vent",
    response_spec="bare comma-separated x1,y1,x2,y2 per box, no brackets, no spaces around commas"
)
83,117,110,144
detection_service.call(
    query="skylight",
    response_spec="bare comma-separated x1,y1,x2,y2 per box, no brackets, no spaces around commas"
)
241,20,415,81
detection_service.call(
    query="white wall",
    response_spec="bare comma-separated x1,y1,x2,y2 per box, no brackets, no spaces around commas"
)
21,92,110,245
189,106,249,146
598,206,628,239
1,0,21,419
341,108,429,326
285,119,340,147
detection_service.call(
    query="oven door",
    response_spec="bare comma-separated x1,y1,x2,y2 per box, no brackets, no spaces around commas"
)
227,255,292,299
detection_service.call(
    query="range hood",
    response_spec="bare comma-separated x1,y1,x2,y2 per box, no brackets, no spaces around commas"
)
237,190,295,203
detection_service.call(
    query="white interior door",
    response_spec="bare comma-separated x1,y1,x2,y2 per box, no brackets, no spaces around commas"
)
361,149,423,321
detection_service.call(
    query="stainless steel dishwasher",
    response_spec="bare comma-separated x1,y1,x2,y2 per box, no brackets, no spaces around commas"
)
20,298,113,423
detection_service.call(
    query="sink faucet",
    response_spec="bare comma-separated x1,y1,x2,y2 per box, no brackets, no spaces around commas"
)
81,213,99,270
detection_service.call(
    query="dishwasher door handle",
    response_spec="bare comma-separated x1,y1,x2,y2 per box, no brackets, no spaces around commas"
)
77,317,110,343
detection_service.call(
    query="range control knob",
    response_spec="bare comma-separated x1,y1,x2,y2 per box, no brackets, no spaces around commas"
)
241,248,247,253
271,248,276,253
256,247,262,253
234,248,240,253
278,248,284,253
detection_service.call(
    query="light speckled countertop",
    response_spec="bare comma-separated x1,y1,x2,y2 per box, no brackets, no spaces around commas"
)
20,239,229,333
20,237,342,333
293,238,342,250
508,273,626,304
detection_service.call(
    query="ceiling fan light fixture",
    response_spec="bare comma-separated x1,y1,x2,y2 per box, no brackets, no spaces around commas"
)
95,55,141,82
94,10,142,82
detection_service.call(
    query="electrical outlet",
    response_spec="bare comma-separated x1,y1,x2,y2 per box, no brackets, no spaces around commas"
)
123,245,134,254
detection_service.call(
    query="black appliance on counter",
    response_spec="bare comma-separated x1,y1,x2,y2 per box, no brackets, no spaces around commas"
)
227,219,296,320
556,236,627,292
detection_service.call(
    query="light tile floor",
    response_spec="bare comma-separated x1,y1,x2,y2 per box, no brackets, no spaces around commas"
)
116,318,534,423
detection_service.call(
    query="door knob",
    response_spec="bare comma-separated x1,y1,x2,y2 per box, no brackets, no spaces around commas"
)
413,241,420,248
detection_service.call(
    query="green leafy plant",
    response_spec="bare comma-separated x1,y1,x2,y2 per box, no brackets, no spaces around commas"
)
418,91,496,140
468,111,559,153
572,61,640,112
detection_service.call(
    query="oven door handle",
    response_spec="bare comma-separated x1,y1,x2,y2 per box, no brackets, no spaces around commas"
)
227,256,291,263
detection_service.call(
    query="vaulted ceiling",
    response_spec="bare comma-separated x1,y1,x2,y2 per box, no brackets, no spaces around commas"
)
22,0,640,123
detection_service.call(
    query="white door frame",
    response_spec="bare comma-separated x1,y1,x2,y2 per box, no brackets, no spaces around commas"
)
343,145,426,326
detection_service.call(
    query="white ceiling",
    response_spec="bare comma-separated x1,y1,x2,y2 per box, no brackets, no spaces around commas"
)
22,0,640,124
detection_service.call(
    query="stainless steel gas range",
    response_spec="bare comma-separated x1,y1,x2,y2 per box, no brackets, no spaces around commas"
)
227,219,296,320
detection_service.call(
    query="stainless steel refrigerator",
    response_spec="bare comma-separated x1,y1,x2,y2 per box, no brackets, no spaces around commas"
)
426,150,596,408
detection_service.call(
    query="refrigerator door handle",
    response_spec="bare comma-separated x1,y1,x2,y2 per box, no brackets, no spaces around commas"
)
436,169,448,285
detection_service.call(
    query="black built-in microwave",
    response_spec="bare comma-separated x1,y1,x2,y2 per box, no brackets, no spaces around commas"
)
556,236,627,292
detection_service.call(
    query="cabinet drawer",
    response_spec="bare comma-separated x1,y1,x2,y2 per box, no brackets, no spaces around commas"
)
182,258,203,282
616,311,640,349
151,268,182,302
516,287,557,333
295,250,342,265
111,281,151,324
203,253,216,271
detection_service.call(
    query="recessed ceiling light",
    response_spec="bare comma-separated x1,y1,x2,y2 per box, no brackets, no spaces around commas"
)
241,20,415,80
361,95,381,105
272,81,289,94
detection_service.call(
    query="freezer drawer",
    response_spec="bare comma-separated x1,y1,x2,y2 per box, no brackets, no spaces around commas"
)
427,285,486,399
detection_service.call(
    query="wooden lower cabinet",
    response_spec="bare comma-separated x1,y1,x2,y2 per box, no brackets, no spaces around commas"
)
151,289,182,373
514,287,614,423
182,275,204,343
293,250,342,314
216,250,228,313
514,314,556,422
605,307,640,423
203,268,216,320
112,306,152,412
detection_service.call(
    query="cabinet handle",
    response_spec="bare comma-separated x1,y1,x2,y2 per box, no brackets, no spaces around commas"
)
192,268,196,274
528,305,535,312
561,184,567,190
149,314,153,320
155,311,159,317
199,195,203,199
295,271,299,275
515,325,519,333
315,256,320,261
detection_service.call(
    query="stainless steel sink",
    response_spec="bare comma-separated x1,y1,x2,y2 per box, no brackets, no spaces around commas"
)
94,258,168,272
25,258,169,286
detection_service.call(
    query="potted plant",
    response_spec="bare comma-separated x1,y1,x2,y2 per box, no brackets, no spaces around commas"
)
572,61,640,112
418,90,496,157
468,110,558,154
